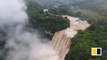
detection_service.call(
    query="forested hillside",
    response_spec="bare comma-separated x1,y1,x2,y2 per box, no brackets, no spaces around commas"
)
27,1,70,35
27,0,107,60
0,0,107,60
48,0,107,60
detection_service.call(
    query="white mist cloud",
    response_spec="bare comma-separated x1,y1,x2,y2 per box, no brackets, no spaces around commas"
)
0,0,59,60
0,0,28,27
0,0,28,35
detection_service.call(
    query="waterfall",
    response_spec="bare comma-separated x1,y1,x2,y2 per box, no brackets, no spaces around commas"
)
51,15,90,60
52,31,71,60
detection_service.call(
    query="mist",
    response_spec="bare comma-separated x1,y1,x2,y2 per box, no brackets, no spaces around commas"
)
0,0,59,60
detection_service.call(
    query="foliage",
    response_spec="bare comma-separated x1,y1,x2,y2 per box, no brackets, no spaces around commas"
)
27,1,107,60
65,26,107,60
0,0,107,60
49,0,107,60
27,3,70,33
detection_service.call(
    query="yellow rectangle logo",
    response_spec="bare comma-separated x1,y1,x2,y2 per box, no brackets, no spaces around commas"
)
91,47,102,56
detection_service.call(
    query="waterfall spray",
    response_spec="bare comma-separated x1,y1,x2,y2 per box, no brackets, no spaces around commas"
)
0,0,59,60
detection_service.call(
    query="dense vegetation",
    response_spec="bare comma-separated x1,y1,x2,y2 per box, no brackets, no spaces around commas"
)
27,2,70,34
0,0,107,60
65,27,107,60
29,0,107,60
48,0,107,60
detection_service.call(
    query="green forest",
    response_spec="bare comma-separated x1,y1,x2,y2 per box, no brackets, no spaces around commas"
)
27,0,107,60
0,0,107,60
